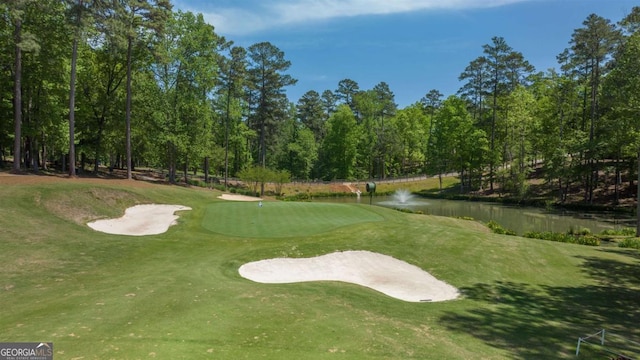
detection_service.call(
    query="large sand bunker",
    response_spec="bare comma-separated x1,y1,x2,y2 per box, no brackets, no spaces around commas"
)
239,250,459,302
87,204,191,236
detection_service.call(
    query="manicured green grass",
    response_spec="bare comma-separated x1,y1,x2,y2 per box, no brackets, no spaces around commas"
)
202,202,383,238
1,177,640,359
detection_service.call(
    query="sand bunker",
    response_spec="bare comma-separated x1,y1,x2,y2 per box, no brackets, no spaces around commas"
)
239,250,459,302
218,194,263,202
87,204,191,236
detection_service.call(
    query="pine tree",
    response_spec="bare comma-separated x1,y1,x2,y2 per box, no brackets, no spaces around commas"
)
218,45,247,188
567,14,621,202
246,41,296,194
297,90,326,143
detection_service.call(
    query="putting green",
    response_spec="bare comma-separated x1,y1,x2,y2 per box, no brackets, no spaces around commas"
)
202,201,383,238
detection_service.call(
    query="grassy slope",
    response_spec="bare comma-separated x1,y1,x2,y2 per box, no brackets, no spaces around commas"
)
1,178,639,359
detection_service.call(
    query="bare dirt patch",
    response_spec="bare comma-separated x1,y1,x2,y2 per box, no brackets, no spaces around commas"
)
44,187,149,226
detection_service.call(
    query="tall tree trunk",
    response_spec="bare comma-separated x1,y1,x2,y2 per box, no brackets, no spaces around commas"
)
168,142,176,184
614,155,620,205
69,34,78,177
224,91,230,189
41,131,47,170
12,18,22,173
93,117,105,173
588,64,599,204
183,159,188,184
24,88,32,169
636,148,640,237
260,119,266,196
125,36,133,180
204,156,209,185
30,137,38,171
489,81,497,191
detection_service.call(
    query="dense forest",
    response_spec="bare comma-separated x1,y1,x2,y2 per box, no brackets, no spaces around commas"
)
2,1,640,204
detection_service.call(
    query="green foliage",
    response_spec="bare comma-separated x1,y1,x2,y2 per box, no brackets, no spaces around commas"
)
390,104,428,175
486,220,517,235
246,41,297,168
237,165,291,195
459,37,534,191
335,78,359,112
427,96,488,190
319,105,359,180
281,192,311,201
496,86,536,199
352,82,397,179
238,165,268,194
618,237,640,249
567,226,592,236
150,10,223,182
274,113,317,180
271,169,291,196
523,231,601,246
296,90,326,142
600,228,636,236
564,14,622,202
282,191,360,201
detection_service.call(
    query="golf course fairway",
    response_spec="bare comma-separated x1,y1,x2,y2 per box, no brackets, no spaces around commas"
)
1,175,639,359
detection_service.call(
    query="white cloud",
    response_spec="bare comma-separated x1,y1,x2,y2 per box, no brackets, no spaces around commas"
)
200,8,269,35
187,0,534,36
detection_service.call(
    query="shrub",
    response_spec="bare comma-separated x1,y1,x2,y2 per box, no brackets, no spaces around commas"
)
282,192,311,201
187,179,206,188
486,220,516,236
523,231,542,239
237,189,260,198
575,235,600,246
523,230,600,246
619,237,640,249
568,227,591,236
621,228,637,236
600,228,636,236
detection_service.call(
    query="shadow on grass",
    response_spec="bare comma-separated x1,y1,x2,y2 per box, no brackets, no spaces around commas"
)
438,255,640,359
601,248,640,261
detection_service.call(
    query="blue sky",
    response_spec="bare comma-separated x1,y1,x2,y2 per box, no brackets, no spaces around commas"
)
174,0,637,108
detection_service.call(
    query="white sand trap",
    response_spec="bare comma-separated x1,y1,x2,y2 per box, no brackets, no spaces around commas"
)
87,204,191,236
239,250,459,302
218,194,263,202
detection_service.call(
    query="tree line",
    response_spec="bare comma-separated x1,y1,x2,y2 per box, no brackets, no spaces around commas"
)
2,1,640,204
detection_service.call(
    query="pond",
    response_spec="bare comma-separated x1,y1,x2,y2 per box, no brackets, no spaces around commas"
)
317,191,636,235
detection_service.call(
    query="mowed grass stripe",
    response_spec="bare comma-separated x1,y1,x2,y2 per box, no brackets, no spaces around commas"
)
202,201,383,238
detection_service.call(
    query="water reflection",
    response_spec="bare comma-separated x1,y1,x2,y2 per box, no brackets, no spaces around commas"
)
319,195,635,235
